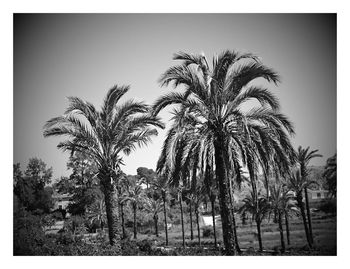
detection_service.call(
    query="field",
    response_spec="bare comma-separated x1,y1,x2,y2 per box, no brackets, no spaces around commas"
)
134,211,336,255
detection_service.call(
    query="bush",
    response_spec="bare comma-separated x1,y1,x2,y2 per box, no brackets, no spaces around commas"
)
202,225,214,237
319,200,336,214
14,207,47,255
51,211,64,220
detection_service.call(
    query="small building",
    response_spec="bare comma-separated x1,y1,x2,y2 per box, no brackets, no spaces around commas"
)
52,193,73,211
306,189,330,201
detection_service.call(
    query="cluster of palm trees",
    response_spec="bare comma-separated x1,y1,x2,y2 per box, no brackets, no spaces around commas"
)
43,50,326,255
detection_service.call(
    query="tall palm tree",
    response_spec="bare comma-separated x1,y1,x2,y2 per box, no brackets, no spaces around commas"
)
239,188,269,252
144,198,163,237
296,146,322,246
323,154,336,198
123,184,145,239
152,50,295,254
43,85,164,249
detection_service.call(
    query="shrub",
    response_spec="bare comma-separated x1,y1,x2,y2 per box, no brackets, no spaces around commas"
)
202,225,213,237
51,211,64,220
318,200,336,214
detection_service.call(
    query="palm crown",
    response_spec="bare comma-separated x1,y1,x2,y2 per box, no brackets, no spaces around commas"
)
44,85,164,182
153,51,295,189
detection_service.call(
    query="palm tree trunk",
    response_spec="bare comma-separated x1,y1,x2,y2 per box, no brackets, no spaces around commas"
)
273,209,278,223
304,187,314,245
297,194,311,247
133,203,137,239
278,211,285,253
210,197,217,247
196,208,201,246
232,212,241,253
154,215,159,237
263,170,269,201
102,176,122,252
285,212,290,245
163,194,168,246
228,180,241,252
214,135,236,255
189,199,194,240
256,219,263,252
120,202,126,239
241,211,246,225
180,194,185,247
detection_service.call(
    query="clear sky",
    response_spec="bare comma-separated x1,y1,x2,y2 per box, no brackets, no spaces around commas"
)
14,14,336,179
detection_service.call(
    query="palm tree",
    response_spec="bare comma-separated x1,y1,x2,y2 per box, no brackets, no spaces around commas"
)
43,85,164,248
152,176,169,245
178,184,186,247
193,185,206,246
239,188,269,252
144,198,163,237
283,192,299,246
152,50,295,254
296,146,322,246
117,175,129,239
323,154,336,198
123,183,144,239
287,170,316,248
268,183,295,252
87,196,107,232
183,190,195,241
203,164,218,247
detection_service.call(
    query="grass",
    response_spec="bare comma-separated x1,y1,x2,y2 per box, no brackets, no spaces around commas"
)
132,211,336,255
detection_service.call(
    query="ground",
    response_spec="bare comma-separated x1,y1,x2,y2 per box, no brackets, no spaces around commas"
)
134,211,336,255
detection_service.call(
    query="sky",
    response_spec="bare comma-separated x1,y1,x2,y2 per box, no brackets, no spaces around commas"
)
13,14,336,179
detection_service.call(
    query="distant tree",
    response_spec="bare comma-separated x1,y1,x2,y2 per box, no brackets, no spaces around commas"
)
64,152,101,215
178,184,186,247
268,183,295,253
239,188,269,252
68,185,102,216
87,196,107,231
137,167,156,190
144,198,163,237
287,169,317,248
54,176,74,194
14,158,54,213
13,163,22,187
296,146,322,247
123,183,145,239
193,186,205,246
323,154,336,198
25,158,53,187
152,175,169,245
